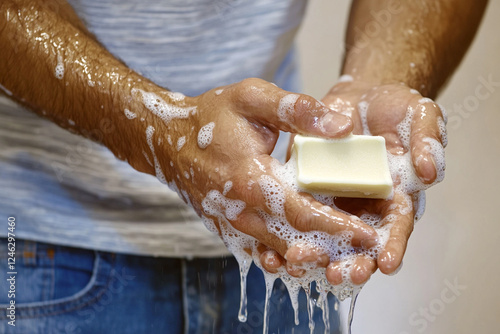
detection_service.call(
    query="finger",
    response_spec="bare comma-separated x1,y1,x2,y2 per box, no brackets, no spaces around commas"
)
241,165,379,250
378,194,415,275
326,261,343,285
259,249,285,274
286,262,306,278
284,192,379,249
410,99,446,184
326,256,377,285
284,243,329,268
350,256,377,285
231,210,289,258
234,78,353,138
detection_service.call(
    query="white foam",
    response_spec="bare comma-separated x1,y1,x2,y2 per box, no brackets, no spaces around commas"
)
197,122,215,149
277,94,300,123
202,190,246,222
418,97,434,105
201,216,219,234
133,88,196,124
176,136,186,151
142,150,153,167
357,101,371,135
437,116,448,147
223,181,233,196
166,91,186,102
124,109,137,120
145,126,167,184
55,53,64,80
338,74,353,83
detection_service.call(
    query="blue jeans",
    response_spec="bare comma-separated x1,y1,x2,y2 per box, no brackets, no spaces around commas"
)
0,239,340,333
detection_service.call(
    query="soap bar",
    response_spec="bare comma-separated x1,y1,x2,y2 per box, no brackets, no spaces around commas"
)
293,134,393,199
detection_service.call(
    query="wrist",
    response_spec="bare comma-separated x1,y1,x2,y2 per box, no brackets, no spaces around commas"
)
341,42,434,96
120,84,198,182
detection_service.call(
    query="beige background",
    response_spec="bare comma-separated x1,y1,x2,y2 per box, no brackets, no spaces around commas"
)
297,1,500,333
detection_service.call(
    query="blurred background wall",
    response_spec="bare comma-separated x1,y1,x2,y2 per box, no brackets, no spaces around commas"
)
297,1,500,333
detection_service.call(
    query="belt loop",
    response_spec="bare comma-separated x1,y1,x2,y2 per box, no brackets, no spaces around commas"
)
23,240,37,266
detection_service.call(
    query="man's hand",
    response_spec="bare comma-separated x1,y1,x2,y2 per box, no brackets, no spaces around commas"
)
131,78,380,271
322,80,447,284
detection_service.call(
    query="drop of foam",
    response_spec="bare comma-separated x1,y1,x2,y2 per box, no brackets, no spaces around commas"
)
124,109,137,120
277,94,300,123
176,136,186,151
197,122,215,149
54,53,64,80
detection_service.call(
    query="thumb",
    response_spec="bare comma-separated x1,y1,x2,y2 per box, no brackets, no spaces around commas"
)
234,78,353,138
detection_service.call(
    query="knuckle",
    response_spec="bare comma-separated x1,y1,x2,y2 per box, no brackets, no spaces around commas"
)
235,78,268,106
290,206,313,232
294,95,320,116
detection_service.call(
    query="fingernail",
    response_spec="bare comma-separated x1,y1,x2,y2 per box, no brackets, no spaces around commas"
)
319,112,352,136
418,154,437,184
361,237,379,250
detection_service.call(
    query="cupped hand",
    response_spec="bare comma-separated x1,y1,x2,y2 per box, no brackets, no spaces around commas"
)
132,78,380,271
320,80,447,285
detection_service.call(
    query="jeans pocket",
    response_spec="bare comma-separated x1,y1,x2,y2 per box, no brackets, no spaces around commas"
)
0,239,114,321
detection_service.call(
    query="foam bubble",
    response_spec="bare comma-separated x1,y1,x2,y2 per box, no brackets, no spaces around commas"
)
55,53,64,80
166,91,186,102
202,190,246,221
338,74,353,83
277,94,300,123
223,181,233,196
145,126,167,184
176,136,186,151
197,122,215,149
357,101,371,135
437,116,448,147
124,109,137,120
142,150,153,167
418,97,434,105
133,88,196,124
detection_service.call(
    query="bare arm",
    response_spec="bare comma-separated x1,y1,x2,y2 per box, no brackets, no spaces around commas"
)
0,0,160,173
342,0,488,98
1,0,380,272
319,0,488,284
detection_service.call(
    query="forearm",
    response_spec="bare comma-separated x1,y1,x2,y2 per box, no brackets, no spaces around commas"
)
342,0,488,98
0,0,169,173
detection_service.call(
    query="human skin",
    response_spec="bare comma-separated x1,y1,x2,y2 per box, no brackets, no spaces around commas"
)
0,0,380,275
260,0,488,284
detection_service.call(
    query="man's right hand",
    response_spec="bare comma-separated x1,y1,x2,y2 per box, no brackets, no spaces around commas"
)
129,78,380,273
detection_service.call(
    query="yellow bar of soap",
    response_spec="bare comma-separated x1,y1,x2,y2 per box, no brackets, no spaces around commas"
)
294,134,393,199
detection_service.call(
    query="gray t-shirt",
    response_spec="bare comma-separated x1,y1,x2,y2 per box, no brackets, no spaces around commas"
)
0,0,305,257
